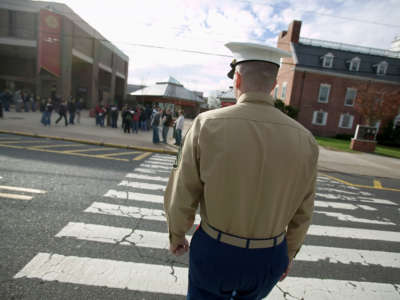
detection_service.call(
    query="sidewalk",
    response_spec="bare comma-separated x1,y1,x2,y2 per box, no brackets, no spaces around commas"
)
1,110,400,179
0,110,191,154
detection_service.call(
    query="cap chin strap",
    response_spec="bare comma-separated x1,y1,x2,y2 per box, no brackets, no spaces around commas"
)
227,60,280,79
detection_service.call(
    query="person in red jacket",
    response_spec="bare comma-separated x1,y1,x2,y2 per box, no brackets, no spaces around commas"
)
132,106,141,134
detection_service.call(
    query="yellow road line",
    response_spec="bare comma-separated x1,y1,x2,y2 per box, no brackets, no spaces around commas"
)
63,147,116,153
320,173,400,192
0,138,21,141
0,192,32,201
0,144,129,162
0,185,46,194
99,151,141,157
30,144,83,149
373,180,383,189
133,152,152,161
0,140,48,145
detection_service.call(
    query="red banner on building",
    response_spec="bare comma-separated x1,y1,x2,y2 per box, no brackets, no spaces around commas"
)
38,9,61,77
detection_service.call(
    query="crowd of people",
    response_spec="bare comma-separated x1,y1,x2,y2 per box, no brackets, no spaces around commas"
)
39,97,82,127
93,103,185,145
0,89,185,146
0,89,40,117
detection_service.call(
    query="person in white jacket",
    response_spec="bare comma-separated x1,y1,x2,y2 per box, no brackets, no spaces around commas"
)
174,110,184,145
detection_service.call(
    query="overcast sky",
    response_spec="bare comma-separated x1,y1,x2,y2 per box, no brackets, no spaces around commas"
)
38,0,400,96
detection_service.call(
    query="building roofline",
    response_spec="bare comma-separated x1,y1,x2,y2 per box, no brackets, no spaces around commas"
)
294,66,400,85
299,37,400,59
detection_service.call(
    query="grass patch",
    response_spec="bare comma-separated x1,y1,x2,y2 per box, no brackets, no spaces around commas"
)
315,137,353,152
375,145,400,159
315,136,400,159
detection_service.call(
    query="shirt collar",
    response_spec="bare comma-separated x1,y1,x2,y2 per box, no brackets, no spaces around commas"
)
237,92,275,106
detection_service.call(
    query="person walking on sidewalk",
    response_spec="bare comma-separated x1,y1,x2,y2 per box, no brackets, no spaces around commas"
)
76,98,82,124
162,108,173,143
68,98,76,125
110,103,119,128
55,100,68,126
174,110,184,146
123,107,133,133
151,107,161,144
164,42,319,299
132,106,140,134
41,99,53,126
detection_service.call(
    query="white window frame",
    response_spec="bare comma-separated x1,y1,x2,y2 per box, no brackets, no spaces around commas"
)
338,113,354,129
274,85,279,99
349,57,360,71
322,53,334,68
376,61,388,75
312,110,328,126
344,88,357,107
318,84,331,103
281,82,287,100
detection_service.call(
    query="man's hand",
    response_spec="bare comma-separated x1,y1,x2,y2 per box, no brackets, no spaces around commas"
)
169,238,189,256
279,260,293,281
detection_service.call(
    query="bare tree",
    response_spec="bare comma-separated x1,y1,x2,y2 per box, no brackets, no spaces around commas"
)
354,82,400,126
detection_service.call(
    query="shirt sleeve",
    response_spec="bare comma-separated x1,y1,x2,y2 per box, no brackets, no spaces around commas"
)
286,139,319,260
164,118,203,246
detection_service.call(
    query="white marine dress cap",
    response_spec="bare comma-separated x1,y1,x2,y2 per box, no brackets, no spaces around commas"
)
225,42,291,78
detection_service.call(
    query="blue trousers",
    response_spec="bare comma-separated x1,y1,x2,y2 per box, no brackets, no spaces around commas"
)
162,126,169,142
152,126,160,143
188,226,289,300
175,128,182,145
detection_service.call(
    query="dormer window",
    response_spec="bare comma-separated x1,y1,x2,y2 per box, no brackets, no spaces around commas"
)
322,53,334,68
375,61,388,75
349,57,361,72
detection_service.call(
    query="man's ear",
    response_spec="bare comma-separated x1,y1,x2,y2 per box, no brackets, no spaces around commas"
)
235,72,241,89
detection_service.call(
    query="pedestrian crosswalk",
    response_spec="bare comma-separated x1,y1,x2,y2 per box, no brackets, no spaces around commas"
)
12,154,400,299
0,184,46,201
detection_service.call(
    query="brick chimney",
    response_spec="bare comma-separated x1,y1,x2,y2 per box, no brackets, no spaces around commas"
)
277,20,302,52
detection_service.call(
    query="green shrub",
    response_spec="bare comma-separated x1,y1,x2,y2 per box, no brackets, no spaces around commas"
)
335,134,353,141
274,99,299,120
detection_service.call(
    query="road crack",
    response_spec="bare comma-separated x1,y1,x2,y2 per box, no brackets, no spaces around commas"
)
276,284,304,300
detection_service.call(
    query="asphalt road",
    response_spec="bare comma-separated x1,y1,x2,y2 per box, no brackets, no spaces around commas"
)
0,134,399,299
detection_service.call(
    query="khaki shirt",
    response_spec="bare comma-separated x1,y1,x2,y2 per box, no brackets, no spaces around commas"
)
164,92,319,260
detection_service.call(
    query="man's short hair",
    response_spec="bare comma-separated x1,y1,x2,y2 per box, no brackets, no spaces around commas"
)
236,61,278,89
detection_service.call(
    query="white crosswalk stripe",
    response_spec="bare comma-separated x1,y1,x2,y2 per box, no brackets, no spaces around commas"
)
314,210,396,225
314,200,377,211
135,167,171,174
56,222,400,268
118,180,166,191
12,159,400,299
125,173,169,182
14,253,400,299
84,201,400,242
84,201,202,224
104,189,163,203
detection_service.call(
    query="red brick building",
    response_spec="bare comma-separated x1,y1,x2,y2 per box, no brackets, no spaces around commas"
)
275,20,400,137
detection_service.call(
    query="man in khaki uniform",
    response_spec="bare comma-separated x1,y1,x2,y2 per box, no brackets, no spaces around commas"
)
164,42,319,299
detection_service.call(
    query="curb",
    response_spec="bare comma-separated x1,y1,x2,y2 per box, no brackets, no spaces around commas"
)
0,129,178,156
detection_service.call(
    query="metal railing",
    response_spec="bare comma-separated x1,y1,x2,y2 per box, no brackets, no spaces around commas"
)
299,37,400,59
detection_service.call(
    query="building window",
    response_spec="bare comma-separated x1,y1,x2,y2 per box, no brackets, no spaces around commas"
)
281,82,287,100
318,84,331,103
375,61,388,75
322,53,334,68
312,111,328,126
274,85,279,99
344,88,357,106
349,57,361,71
339,113,354,129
